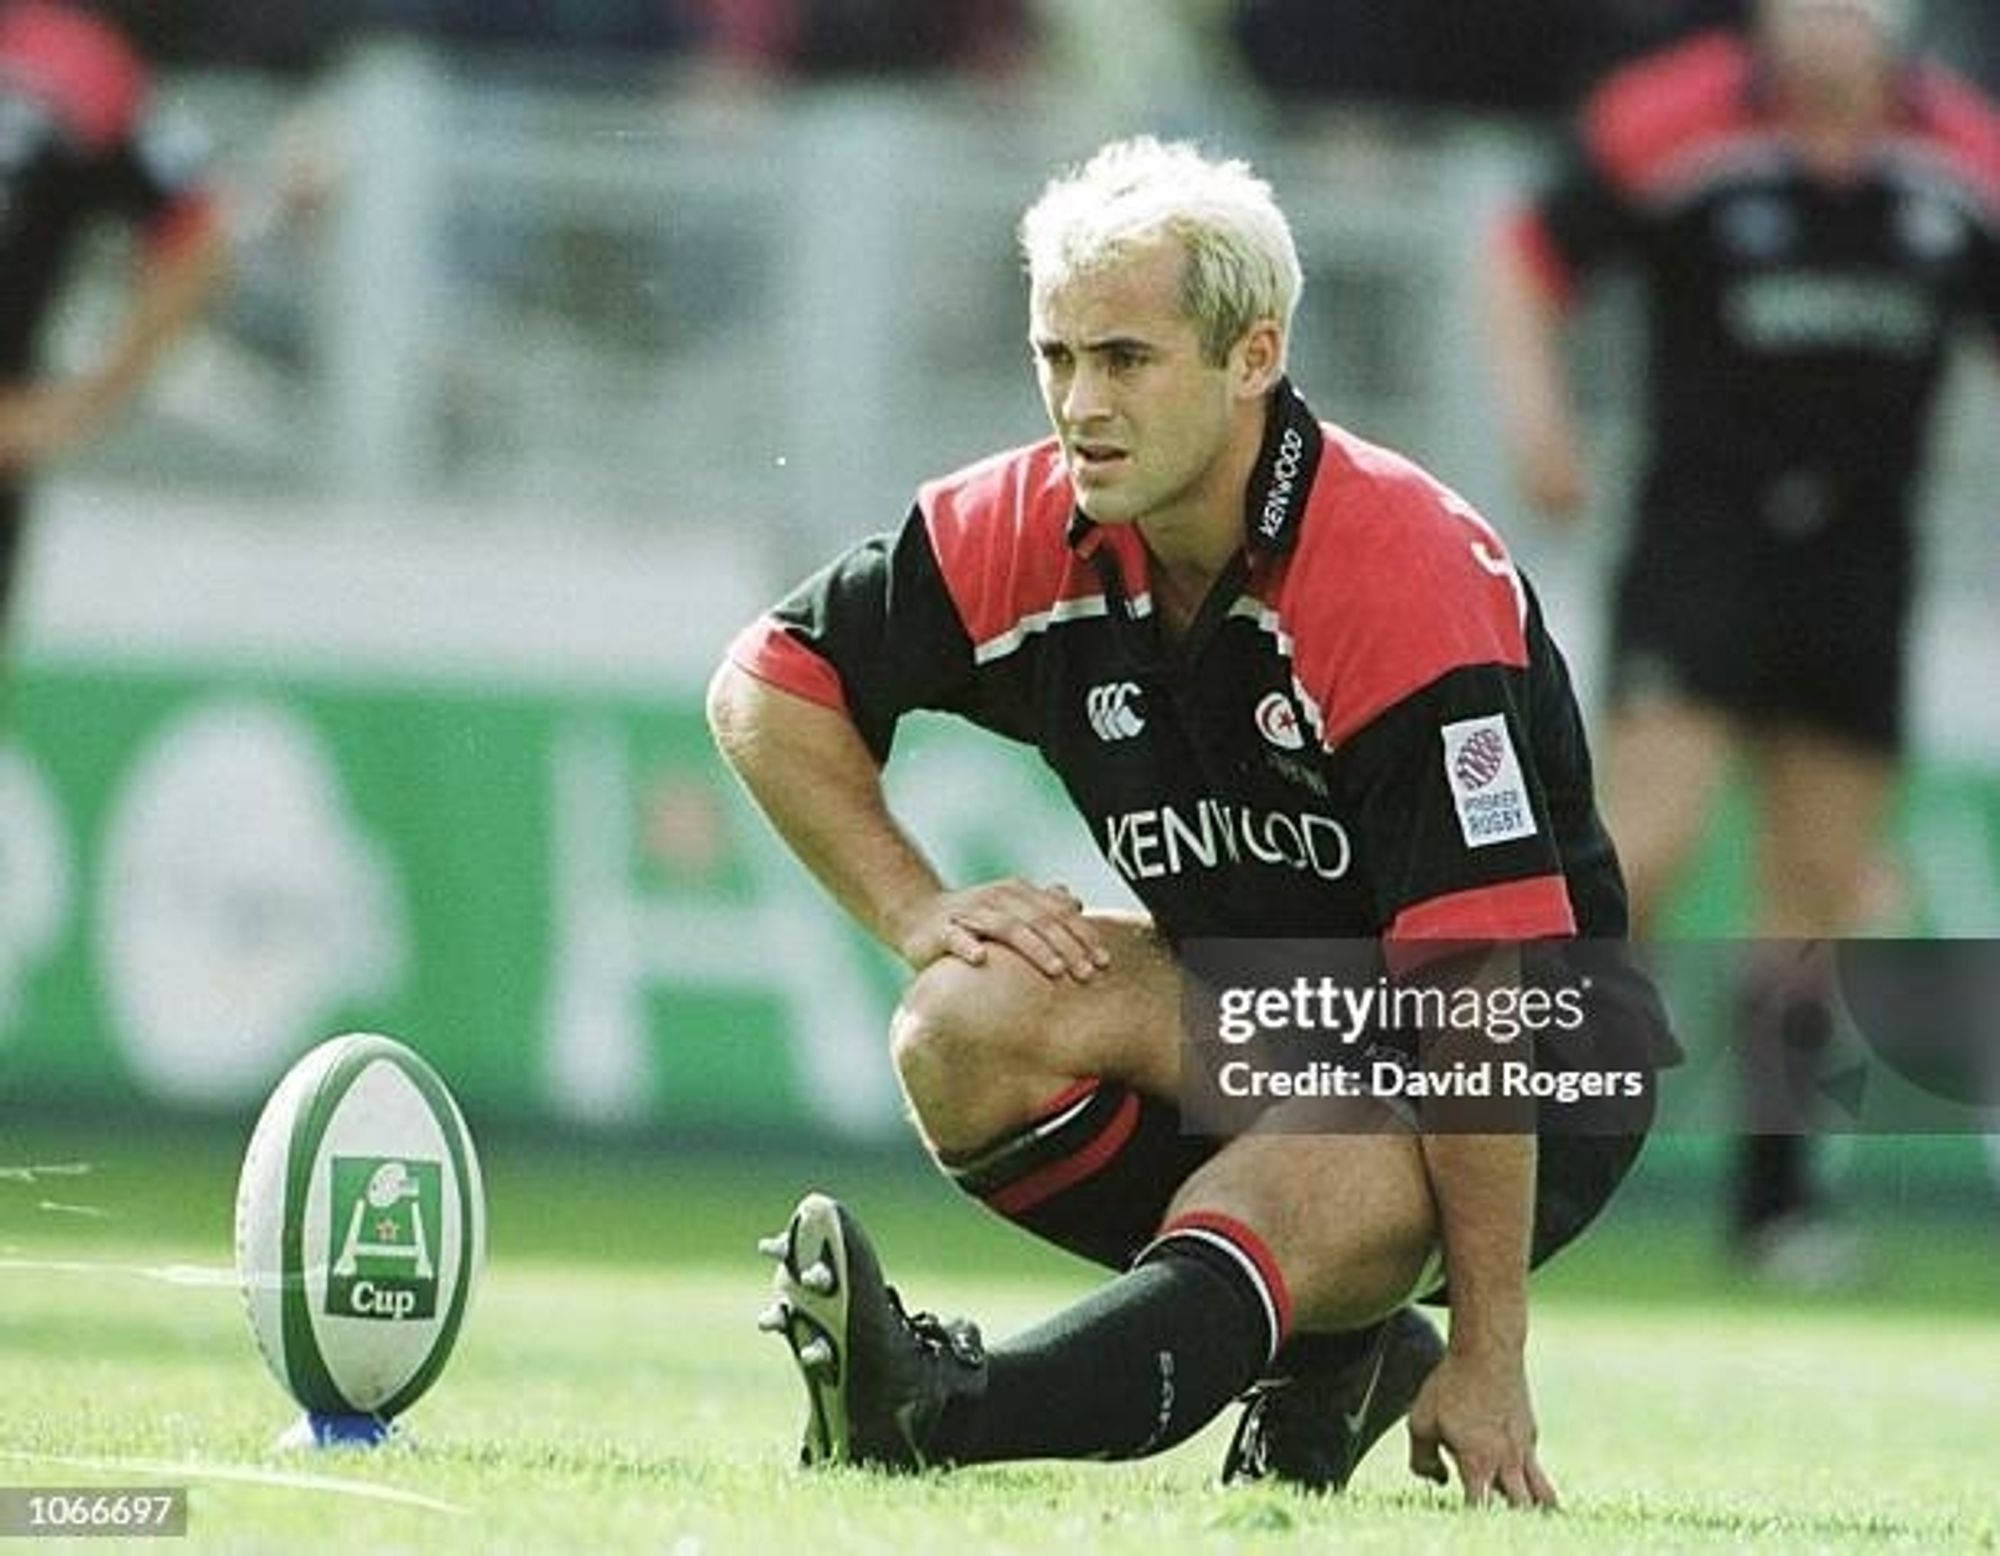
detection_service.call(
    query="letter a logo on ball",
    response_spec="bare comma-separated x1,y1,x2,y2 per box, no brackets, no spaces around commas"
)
327,1157,442,1320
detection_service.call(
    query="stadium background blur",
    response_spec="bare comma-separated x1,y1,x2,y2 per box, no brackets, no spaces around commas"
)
4,1,1998,1225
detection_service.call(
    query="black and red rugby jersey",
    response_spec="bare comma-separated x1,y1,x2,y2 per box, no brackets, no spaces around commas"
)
731,380,1633,962
0,0,214,378
1508,30,2000,522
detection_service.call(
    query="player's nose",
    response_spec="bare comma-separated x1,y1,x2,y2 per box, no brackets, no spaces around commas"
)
1060,361,1113,425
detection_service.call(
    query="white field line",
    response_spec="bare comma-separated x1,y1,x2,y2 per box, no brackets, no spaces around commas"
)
0,1450,468,1516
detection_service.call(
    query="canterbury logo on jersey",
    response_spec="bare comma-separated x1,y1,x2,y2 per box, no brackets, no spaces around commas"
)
1086,681,1145,741
1103,799,1352,883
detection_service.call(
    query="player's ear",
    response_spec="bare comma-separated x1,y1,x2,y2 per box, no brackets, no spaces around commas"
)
1231,319,1285,399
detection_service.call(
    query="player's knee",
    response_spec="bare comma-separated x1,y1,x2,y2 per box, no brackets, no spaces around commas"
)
892,957,989,1077
890,954,1059,1148
1609,813,1701,918
1761,846,1875,935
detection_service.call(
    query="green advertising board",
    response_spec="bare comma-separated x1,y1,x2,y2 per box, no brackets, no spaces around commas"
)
0,490,1135,1138
0,660,1146,1139
3,495,1998,1144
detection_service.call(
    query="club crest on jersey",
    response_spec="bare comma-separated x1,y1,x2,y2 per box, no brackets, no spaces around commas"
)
1254,691,1305,751
1441,715,1537,849
1086,681,1145,742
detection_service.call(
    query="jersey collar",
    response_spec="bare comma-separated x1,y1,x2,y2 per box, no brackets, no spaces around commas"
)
1064,377,1326,558
1242,376,1324,555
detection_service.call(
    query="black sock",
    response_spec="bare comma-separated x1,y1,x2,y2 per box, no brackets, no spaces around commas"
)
938,1215,1288,1464
1733,959,1830,1236
1266,1321,1386,1383
1735,1133,1816,1235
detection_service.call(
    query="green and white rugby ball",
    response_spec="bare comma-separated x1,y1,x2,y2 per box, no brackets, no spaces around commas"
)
235,1033,485,1420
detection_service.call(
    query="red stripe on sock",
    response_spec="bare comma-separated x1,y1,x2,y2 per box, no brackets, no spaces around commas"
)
1156,1210,1295,1346
985,1089,1140,1215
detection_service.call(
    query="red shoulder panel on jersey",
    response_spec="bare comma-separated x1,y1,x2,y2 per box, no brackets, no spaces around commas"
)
726,615,849,714
0,0,147,153
918,441,1099,662
1584,31,1761,200
1281,430,1530,748
1903,63,2000,212
1384,876,1578,974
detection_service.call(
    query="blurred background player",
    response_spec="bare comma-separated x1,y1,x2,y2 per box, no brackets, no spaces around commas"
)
0,0,227,687
1484,0,2000,1281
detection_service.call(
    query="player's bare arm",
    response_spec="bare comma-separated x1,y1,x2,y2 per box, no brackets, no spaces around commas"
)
0,203,227,475
1408,1131,1557,1510
706,661,1106,979
1481,230,1586,523
1402,948,1559,1510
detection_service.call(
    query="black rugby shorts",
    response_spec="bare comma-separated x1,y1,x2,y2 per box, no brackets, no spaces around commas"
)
1608,510,1911,752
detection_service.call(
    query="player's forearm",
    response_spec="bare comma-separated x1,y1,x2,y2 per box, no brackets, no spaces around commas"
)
707,661,946,959
1420,1131,1535,1359
1481,240,1578,460
77,211,229,422
1413,948,1536,1358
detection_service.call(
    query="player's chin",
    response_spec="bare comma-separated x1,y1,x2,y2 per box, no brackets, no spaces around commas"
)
1070,483,1145,527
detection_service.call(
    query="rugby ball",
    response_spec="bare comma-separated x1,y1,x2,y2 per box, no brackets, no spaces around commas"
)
235,1033,485,1421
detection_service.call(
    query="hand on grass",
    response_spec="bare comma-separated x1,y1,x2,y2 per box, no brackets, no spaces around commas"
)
1407,1348,1560,1511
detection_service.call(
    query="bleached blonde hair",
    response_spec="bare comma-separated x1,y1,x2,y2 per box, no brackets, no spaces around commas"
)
1019,137,1303,367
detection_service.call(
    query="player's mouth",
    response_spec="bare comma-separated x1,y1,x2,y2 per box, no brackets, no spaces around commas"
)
1069,442,1130,474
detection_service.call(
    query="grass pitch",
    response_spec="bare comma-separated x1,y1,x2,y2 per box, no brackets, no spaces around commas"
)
2,1123,1996,1554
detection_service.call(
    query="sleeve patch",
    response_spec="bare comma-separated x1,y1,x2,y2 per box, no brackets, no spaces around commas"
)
1441,715,1538,848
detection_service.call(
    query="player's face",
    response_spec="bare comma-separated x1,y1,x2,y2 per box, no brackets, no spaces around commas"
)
1028,241,1252,533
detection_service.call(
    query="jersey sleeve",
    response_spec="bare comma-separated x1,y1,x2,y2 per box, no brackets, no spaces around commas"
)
1901,62,2000,342
1950,117,2000,342
1336,663,1576,963
94,102,217,249
1510,32,1754,303
1287,453,1577,963
726,507,978,762
1506,138,1640,305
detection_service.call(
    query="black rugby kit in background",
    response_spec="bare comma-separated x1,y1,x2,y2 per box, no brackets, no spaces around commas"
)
0,1,215,622
1513,32,2000,748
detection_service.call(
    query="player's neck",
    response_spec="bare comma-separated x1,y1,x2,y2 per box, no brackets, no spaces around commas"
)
1777,72,1894,175
1144,400,1264,568
1137,397,1269,609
